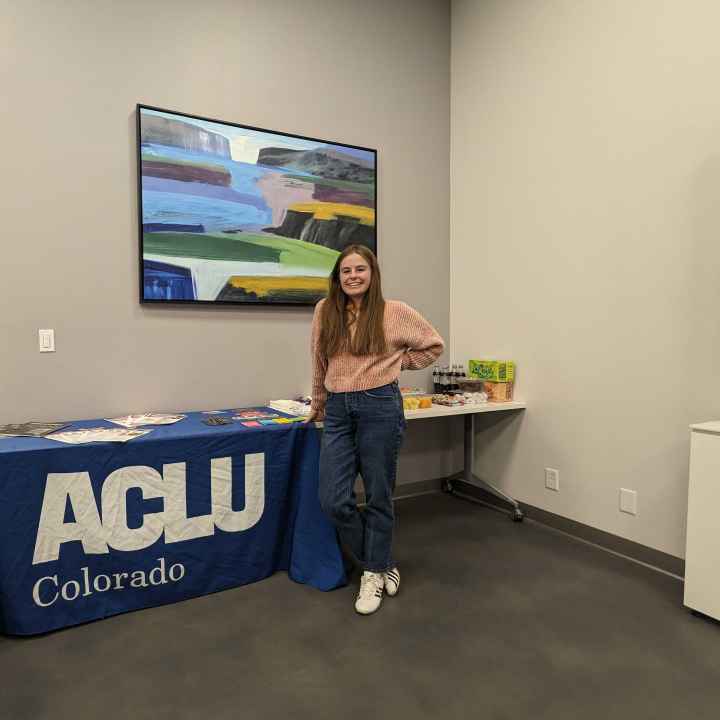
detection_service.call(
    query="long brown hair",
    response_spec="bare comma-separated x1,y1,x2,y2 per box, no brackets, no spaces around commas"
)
319,244,387,357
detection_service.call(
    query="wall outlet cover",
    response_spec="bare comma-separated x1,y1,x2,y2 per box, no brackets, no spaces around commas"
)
545,467,559,491
620,488,638,515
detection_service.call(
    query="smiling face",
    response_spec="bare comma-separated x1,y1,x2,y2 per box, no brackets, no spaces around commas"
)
339,252,372,302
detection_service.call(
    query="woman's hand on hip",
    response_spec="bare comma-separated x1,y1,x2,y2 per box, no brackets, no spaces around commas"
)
305,407,325,423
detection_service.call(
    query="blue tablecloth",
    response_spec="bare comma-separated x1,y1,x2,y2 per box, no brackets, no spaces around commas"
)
0,411,345,635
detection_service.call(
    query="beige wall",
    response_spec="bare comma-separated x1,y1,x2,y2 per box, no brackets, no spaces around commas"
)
15,0,710,554
451,0,720,557
1,0,452,483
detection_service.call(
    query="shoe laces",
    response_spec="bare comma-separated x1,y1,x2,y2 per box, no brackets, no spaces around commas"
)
359,571,383,597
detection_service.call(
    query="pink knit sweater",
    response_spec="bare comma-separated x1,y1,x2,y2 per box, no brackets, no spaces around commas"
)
310,299,445,412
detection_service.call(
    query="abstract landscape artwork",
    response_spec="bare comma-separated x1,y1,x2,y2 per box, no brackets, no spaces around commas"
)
137,105,377,305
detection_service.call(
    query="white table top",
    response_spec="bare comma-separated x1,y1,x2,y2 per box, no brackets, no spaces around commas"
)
403,400,526,420
690,421,720,435
312,400,526,427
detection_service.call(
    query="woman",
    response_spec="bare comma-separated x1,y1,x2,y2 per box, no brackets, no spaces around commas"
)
308,244,444,615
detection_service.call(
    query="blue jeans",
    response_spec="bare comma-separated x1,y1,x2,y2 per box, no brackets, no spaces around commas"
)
319,382,406,573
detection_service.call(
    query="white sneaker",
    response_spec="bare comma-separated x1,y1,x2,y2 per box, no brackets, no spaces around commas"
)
384,567,400,597
355,571,385,615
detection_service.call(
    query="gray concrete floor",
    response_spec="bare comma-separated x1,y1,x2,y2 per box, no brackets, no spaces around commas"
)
2,493,719,720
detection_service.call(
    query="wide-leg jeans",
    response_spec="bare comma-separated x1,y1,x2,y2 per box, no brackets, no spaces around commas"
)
319,382,406,573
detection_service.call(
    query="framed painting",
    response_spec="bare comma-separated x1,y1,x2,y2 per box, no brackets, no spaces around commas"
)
137,105,377,305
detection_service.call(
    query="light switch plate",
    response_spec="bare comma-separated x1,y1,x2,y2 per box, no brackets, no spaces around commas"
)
39,329,55,353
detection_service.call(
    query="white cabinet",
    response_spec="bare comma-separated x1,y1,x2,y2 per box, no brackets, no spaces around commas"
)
684,422,720,620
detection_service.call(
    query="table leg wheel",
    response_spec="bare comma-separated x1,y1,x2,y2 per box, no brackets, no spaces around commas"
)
512,509,524,522
442,479,454,494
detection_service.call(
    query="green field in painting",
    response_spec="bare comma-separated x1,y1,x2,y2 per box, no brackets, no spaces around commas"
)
144,231,339,270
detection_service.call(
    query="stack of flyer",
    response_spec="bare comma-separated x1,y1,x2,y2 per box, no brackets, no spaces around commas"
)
48,427,153,444
0,421,69,438
268,400,311,417
106,413,186,428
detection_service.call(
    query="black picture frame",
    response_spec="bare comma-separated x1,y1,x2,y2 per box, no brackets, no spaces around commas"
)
136,104,378,307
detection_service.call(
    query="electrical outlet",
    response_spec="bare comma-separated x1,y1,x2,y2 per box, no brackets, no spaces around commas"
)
545,468,559,491
619,488,638,515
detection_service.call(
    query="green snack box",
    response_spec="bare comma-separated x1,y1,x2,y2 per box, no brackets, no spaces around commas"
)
468,360,515,383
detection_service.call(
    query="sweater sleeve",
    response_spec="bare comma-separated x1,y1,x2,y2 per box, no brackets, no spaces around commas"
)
396,302,445,370
310,300,328,412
